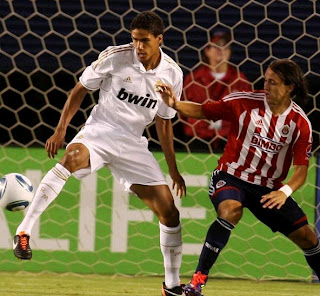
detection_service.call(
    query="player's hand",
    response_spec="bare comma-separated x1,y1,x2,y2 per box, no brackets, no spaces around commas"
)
260,190,287,210
155,83,178,109
170,170,186,198
45,131,65,159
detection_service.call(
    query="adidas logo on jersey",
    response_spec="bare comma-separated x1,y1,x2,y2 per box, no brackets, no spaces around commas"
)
123,77,132,83
116,88,157,109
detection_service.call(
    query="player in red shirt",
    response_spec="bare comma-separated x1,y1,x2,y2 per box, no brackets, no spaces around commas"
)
157,59,320,296
182,32,251,150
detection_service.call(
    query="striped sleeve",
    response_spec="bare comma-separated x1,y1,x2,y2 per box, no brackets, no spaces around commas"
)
291,103,313,165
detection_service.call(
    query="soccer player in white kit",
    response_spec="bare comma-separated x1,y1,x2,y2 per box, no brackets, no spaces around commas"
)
157,59,320,296
13,11,187,296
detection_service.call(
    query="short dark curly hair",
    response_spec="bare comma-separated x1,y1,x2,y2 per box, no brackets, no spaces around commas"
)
130,11,164,37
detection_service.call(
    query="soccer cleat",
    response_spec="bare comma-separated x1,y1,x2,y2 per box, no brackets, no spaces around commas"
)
184,271,208,296
162,282,185,296
13,231,32,260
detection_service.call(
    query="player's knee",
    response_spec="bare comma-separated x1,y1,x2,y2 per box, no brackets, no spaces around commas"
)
218,200,243,225
61,147,87,173
159,206,180,227
289,225,318,249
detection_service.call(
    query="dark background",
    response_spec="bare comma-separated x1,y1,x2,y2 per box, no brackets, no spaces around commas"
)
0,0,319,153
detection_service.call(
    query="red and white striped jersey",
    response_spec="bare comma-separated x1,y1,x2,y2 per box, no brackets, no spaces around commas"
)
202,91,313,189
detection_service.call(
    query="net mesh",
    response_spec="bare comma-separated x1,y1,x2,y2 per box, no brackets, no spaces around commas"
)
0,0,319,281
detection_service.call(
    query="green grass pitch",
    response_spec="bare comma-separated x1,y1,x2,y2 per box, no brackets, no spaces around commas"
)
0,272,318,296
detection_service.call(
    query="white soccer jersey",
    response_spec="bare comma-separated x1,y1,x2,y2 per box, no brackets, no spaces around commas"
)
202,91,313,189
79,43,183,138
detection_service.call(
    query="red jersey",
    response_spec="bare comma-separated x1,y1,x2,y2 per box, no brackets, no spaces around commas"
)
202,91,313,189
183,65,252,139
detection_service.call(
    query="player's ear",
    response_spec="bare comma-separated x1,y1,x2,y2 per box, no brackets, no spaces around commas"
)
157,34,163,45
288,84,295,96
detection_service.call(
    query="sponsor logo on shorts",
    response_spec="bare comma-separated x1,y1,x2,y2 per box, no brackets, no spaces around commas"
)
116,88,157,109
216,180,226,189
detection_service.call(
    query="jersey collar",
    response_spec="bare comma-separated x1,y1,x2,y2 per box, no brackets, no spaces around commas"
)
264,93,293,117
132,46,165,74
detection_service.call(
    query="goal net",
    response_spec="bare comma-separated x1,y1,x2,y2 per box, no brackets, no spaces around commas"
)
0,0,319,281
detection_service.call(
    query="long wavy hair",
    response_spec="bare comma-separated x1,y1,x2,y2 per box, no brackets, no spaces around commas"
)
268,59,308,104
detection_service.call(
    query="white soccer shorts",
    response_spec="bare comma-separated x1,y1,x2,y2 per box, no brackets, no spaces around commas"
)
67,123,167,192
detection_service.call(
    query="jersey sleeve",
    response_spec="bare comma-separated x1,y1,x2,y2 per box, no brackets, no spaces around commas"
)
157,72,183,119
202,99,233,121
292,118,313,166
79,48,113,91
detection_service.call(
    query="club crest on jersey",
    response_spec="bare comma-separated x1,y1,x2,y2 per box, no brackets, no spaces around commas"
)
216,180,226,189
280,124,290,137
116,88,157,109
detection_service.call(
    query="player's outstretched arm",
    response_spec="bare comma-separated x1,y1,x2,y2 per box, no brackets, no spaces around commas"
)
156,83,206,119
45,82,89,158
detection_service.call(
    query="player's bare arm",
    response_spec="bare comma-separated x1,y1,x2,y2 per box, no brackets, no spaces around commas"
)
261,165,308,210
156,83,206,119
155,115,186,198
46,82,88,158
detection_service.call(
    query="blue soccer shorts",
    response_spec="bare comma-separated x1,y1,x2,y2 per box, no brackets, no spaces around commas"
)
208,170,308,236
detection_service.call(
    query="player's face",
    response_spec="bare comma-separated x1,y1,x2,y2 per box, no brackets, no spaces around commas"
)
131,29,163,70
264,67,293,107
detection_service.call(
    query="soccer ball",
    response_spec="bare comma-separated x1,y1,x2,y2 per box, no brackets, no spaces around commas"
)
0,173,34,211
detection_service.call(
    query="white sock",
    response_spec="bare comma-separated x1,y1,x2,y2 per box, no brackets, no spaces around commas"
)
159,222,183,289
16,163,71,235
